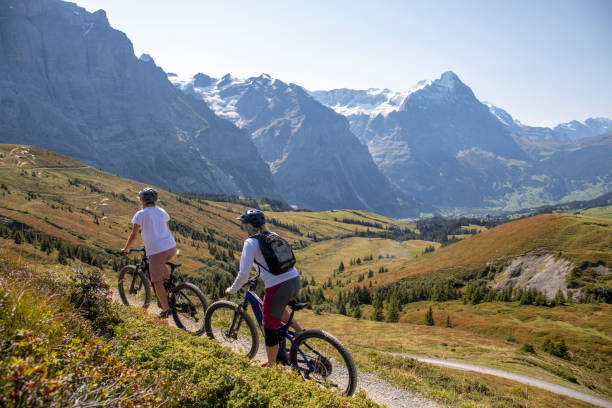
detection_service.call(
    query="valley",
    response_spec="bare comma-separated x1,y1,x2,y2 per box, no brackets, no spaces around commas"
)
1,143,611,407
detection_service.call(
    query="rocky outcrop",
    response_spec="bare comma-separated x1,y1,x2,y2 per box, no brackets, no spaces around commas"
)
0,0,277,198
495,253,572,299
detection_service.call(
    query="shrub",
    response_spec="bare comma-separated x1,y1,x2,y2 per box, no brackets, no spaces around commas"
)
67,266,120,336
543,337,570,359
520,343,536,354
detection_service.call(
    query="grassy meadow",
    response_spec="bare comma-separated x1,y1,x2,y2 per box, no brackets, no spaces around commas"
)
2,144,611,407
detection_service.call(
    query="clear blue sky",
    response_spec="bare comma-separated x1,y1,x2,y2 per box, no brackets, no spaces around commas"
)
77,0,612,127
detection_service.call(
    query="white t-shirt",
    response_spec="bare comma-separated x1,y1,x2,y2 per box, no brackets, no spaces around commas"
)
131,206,176,255
228,236,299,294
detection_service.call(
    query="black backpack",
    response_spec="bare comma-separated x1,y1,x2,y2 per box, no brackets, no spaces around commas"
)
253,232,296,275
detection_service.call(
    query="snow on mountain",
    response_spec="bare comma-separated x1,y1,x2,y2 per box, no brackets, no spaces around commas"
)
171,73,286,127
483,102,522,129
169,72,426,217
309,88,409,118
554,118,612,141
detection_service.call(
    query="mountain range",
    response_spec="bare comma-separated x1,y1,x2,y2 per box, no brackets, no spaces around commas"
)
171,73,426,216
1,0,610,216
311,72,612,213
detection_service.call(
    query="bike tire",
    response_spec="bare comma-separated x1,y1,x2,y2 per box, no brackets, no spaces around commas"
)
204,300,259,359
289,329,357,396
170,282,209,336
117,265,151,309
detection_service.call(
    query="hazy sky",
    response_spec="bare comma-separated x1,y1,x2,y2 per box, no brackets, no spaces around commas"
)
76,0,612,127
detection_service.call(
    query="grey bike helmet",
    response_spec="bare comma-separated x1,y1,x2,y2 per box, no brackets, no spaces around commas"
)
236,208,265,227
138,187,158,204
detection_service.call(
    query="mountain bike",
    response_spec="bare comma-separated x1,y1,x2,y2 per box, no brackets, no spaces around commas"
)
204,273,358,396
118,248,208,335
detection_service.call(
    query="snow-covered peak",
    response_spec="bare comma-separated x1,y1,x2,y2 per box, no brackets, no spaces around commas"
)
403,71,470,104
554,117,612,140
483,102,522,129
438,71,460,90
169,73,298,126
310,87,411,118
311,71,470,118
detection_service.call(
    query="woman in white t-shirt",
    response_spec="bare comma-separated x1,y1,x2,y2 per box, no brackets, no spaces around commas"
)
121,187,177,318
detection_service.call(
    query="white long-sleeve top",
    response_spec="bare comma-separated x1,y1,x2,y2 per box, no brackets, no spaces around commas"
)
228,236,298,294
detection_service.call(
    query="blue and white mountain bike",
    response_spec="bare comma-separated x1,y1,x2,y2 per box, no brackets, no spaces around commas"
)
204,272,358,396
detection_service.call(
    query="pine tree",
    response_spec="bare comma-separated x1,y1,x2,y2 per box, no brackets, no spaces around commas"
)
338,301,347,315
351,304,362,319
553,290,566,307
425,306,434,326
13,231,23,245
386,293,400,323
373,295,384,321
338,261,345,272
57,251,67,265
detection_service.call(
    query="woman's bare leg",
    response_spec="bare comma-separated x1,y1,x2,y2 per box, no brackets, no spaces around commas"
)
153,280,169,311
281,309,302,332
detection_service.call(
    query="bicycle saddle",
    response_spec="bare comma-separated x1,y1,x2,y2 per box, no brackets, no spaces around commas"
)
166,262,181,269
288,300,308,311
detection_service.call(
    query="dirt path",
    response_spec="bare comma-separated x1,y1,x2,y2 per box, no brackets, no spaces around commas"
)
390,353,612,408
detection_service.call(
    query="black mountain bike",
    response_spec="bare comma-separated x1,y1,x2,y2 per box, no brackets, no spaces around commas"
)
118,248,208,335
204,273,358,396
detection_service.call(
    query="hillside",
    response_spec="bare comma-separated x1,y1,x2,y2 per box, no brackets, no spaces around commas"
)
0,144,423,285
0,256,379,407
314,212,611,290
2,144,611,407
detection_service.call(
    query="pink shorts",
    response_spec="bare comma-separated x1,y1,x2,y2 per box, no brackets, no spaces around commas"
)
148,247,177,283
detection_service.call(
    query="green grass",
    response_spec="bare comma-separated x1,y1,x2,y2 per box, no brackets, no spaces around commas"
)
580,205,612,220
0,255,378,407
296,306,610,407
295,237,438,285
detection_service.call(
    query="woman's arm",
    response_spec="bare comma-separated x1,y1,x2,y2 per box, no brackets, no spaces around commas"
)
226,239,255,294
121,224,141,254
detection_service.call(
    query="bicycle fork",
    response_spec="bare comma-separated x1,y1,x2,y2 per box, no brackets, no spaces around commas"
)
227,302,247,339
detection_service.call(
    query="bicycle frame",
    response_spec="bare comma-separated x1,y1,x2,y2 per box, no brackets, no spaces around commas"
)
236,286,324,375
127,253,148,294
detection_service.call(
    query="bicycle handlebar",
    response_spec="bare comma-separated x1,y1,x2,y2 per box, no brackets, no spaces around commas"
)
225,271,260,298
246,271,260,289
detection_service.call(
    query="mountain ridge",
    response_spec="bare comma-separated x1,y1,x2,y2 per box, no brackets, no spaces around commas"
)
172,73,429,217
311,72,612,213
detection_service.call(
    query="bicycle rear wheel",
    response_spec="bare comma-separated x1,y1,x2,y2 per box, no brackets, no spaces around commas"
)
118,265,151,308
289,329,357,396
171,282,208,335
204,300,259,359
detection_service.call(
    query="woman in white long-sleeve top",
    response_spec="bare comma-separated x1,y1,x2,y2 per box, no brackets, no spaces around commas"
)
225,208,303,366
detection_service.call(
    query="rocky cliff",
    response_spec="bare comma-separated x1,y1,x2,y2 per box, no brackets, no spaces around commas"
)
0,0,277,198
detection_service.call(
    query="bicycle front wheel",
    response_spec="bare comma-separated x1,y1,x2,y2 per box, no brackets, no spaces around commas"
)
289,329,358,396
171,282,208,335
117,265,151,309
204,300,259,359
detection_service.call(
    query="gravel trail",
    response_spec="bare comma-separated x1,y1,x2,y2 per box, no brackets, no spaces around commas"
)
390,353,612,408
